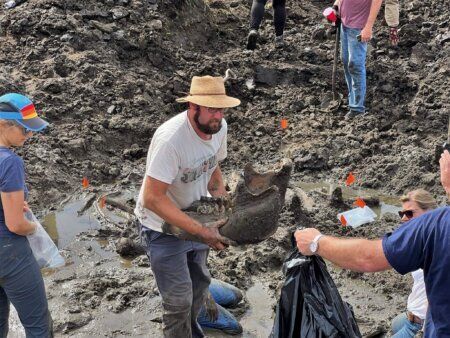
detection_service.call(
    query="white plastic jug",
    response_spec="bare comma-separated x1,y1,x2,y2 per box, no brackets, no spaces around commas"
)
337,206,377,228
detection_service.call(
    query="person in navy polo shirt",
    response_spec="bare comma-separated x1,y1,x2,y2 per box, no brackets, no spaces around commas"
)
294,150,450,337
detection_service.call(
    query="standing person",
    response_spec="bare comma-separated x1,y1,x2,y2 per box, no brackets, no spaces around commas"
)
0,93,52,337
385,0,399,46
134,75,240,338
246,0,287,50
391,189,436,337
294,150,450,337
333,0,383,118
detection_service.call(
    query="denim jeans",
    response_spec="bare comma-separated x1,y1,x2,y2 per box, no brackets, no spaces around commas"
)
197,279,242,334
341,24,368,113
391,312,423,338
0,236,51,338
141,226,210,338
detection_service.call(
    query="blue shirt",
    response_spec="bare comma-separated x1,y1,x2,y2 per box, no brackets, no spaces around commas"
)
0,147,27,237
382,207,450,338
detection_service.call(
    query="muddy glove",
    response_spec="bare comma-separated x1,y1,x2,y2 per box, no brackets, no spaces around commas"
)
204,290,219,322
198,218,237,250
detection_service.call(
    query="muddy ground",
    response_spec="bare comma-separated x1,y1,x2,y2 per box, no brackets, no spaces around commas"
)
1,0,449,336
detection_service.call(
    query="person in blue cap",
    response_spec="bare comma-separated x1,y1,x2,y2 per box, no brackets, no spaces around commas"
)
0,93,52,337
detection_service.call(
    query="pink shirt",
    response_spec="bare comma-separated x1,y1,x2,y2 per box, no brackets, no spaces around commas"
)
339,0,372,29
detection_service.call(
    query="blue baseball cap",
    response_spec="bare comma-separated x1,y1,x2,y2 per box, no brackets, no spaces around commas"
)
0,93,49,131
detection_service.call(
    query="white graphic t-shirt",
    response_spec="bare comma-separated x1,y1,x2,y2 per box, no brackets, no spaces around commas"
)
135,111,227,232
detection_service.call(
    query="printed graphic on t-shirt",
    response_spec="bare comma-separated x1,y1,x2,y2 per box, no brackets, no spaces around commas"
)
180,154,217,184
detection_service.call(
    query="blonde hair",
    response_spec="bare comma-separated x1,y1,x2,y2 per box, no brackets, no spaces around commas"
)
400,189,437,211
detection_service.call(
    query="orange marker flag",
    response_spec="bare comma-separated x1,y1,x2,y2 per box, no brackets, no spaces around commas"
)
345,172,355,186
281,119,288,129
82,177,89,189
340,215,348,227
354,197,366,208
99,196,106,209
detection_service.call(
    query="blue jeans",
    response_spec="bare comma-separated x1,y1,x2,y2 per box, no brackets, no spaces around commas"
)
197,279,243,334
391,313,423,338
141,226,210,338
0,236,51,338
341,24,367,113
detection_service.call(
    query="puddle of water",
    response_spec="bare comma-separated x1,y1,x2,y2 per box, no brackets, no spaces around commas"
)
42,199,101,249
205,280,275,338
296,181,402,218
239,281,275,337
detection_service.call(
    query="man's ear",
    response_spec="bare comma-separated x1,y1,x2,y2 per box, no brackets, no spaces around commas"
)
188,102,197,111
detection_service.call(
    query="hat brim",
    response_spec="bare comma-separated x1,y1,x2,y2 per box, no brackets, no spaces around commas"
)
176,95,241,108
16,117,49,132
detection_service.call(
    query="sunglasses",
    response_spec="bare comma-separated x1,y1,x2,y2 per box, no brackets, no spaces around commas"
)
8,121,32,135
398,209,414,219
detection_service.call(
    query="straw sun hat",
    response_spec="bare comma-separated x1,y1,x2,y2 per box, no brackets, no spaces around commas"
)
176,75,241,108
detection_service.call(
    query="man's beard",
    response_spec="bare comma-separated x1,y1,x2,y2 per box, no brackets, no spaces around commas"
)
194,109,222,135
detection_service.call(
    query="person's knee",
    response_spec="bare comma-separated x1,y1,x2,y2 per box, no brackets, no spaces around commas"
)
348,60,364,75
162,293,193,317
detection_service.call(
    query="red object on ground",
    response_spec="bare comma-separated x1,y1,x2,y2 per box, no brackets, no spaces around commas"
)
82,176,89,188
281,119,288,129
340,215,348,226
354,197,366,208
99,196,106,208
345,172,355,186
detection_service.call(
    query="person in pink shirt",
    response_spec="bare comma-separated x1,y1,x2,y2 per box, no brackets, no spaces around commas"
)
333,0,383,118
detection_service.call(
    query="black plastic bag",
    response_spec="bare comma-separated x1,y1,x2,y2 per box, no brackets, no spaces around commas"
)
271,247,362,338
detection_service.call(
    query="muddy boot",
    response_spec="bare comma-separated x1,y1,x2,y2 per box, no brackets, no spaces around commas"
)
389,26,399,47
246,29,258,50
162,159,293,245
275,35,285,49
345,110,367,119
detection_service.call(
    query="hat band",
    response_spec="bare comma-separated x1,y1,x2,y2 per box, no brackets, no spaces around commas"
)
189,93,227,96
0,112,24,119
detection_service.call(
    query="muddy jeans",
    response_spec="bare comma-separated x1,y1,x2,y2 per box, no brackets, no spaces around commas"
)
385,0,399,27
0,236,51,338
341,24,367,113
141,226,211,338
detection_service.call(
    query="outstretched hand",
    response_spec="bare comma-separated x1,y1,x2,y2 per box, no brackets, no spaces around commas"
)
294,228,321,256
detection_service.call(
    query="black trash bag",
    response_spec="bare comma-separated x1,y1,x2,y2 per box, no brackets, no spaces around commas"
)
271,247,362,338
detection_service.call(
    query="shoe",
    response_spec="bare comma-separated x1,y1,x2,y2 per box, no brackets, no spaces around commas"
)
389,26,399,47
275,35,285,48
246,29,258,50
345,110,366,118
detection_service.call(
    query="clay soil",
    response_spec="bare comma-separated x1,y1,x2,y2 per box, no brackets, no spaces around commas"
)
1,0,449,336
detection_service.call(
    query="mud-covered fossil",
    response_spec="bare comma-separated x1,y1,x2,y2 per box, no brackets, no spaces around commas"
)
162,159,292,245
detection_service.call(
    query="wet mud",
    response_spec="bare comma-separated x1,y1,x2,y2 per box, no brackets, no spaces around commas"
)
1,0,448,336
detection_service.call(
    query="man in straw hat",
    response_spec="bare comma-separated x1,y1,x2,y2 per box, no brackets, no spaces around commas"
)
135,75,240,337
